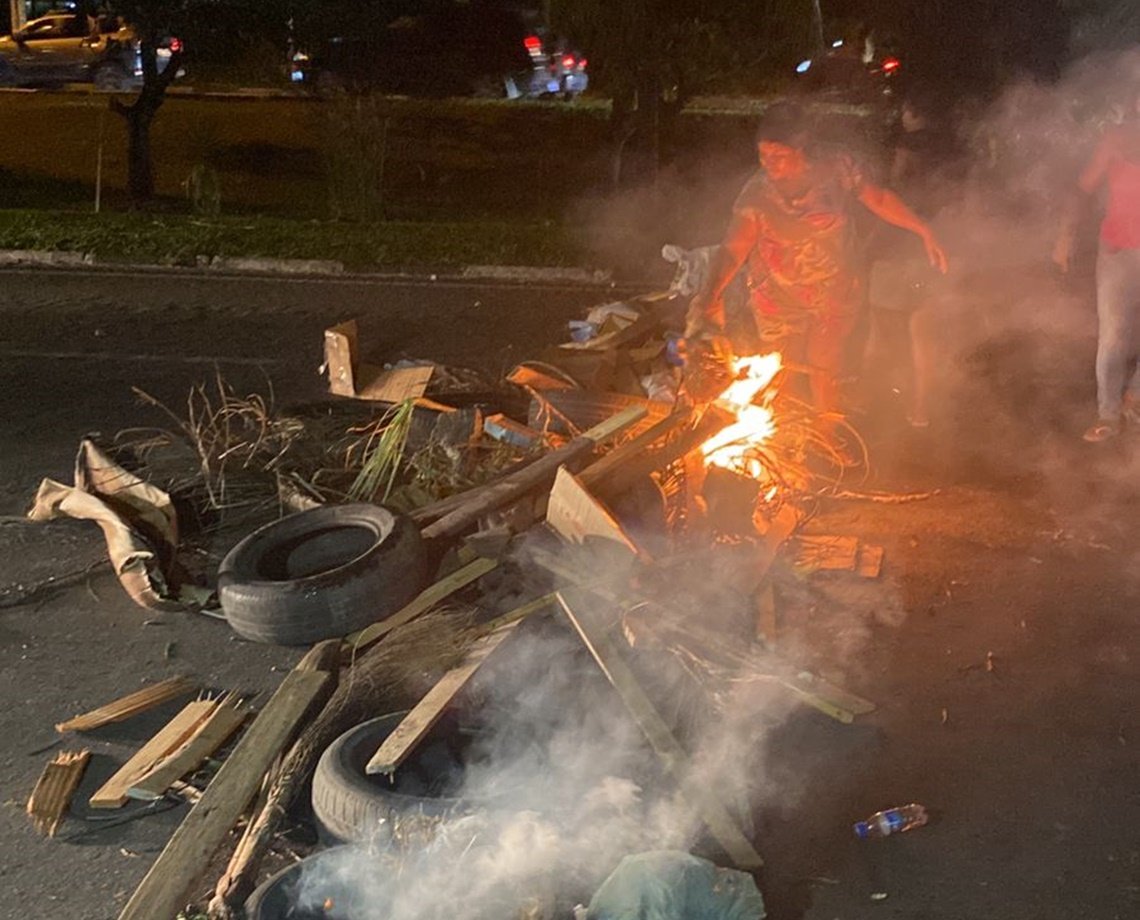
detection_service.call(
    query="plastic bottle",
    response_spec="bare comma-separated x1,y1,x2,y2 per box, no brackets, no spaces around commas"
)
853,803,929,839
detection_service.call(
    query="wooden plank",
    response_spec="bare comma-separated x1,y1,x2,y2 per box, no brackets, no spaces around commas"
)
556,593,764,869
354,365,433,402
792,535,860,572
366,623,518,776
546,466,640,556
117,667,332,920
420,406,647,544
344,556,498,654
56,675,196,733
26,750,90,837
89,698,218,809
857,543,885,579
577,410,692,491
126,695,249,802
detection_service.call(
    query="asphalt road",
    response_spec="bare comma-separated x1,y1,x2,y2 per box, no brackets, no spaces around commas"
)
0,266,1138,920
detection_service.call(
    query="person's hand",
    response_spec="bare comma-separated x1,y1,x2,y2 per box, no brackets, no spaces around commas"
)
922,231,949,274
1052,234,1072,274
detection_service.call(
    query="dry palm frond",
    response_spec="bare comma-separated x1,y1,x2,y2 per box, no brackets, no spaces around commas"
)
346,398,416,502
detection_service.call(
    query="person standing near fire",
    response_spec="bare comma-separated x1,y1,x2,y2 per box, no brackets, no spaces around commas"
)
1054,87,1140,442
686,104,948,457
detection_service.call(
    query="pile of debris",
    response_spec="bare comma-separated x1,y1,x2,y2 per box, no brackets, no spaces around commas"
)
24,266,896,920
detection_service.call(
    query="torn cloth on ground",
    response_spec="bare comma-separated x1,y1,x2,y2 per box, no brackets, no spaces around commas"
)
28,439,180,610
588,850,765,920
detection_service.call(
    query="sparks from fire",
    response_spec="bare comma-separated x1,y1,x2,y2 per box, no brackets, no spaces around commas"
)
700,353,783,483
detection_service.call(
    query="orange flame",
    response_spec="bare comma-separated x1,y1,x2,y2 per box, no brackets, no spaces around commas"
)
700,353,783,482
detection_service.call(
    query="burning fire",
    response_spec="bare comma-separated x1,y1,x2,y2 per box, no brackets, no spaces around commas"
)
700,353,783,481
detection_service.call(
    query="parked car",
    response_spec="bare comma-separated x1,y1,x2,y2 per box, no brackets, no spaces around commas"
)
0,12,182,90
290,4,587,100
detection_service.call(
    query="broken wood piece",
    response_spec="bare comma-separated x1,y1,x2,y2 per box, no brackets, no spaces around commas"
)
366,622,519,777
420,406,647,544
323,319,434,401
126,695,249,802
546,466,642,557
344,556,498,654
856,544,885,579
90,698,219,809
792,535,860,572
26,749,90,837
56,674,196,733
117,648,336,920
506,363,577,391
556,593,764,869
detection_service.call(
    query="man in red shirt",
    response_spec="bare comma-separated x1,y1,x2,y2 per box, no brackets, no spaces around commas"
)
688,105,947,452
1054,88,1140,442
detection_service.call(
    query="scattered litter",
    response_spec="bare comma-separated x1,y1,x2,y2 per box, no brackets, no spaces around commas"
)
870,891,889,901
854,803,929,838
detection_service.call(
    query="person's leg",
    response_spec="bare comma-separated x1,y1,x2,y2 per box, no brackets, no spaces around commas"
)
1090,249,1140,438
806,312,858,419
908,304,936,427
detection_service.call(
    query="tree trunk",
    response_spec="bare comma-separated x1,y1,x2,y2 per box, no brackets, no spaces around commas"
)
124,100,158,204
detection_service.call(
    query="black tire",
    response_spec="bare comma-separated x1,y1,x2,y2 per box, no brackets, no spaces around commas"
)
245,845,365,919
218,504,427,645
92,62,129,91
312,713,466,845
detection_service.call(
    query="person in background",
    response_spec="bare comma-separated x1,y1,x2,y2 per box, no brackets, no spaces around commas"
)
1054,86,1140,442
865,91,955,427
687,104,947,459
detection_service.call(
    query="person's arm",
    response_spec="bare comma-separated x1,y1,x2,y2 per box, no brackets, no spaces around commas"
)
858,181,948,273
1053,133,1114,273
686,209,758,335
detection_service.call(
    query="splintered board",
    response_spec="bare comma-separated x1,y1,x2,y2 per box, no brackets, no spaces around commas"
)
27,750,90,837
56,675,196,733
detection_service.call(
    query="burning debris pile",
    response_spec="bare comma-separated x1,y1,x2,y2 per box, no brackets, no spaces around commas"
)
24,257,892,920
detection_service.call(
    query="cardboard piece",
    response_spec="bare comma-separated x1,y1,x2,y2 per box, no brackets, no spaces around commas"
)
323,319,434,402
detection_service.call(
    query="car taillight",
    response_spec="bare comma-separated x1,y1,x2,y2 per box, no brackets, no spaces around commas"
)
881,56,900,73
169,37,182,53
561,54,575,70
523,34,541,55
578,57,587,70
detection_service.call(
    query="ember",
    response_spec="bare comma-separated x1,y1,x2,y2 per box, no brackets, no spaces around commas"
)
700,353,783,483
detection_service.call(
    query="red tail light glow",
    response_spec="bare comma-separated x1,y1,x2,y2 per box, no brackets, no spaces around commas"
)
578,57,587,70
523,35,541,53
169,37,182,52
881,56,900,73
561,54,575,69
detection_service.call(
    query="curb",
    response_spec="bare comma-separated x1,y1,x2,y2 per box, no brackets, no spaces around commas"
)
0,249,628,286
0,250,93,267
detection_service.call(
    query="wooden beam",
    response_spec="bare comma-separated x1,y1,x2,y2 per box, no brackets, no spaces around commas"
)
556,593,764,869
90,698,218,809
344,556,498,654
26,750,90,837
576,410,692,491
126,695,249,802
366,623,518,777
420,406,647,544
117,653,335,920
56,675,196,733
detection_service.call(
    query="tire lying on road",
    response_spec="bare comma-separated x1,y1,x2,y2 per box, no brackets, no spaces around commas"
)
218,504,426,645
245,845,364,919
312,713,467,845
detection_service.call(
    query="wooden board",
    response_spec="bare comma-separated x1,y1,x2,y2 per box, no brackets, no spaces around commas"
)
366,624,518,776
546,466,640,556
344,556,498,654
126,696,249,802
556,593,764,869
90,698,218,809
857,543,885,579
26,750,90,837
117,667,331,920
792,535,860,572
56,675,196,733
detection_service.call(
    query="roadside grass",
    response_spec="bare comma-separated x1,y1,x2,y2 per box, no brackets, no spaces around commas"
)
0,209,604,268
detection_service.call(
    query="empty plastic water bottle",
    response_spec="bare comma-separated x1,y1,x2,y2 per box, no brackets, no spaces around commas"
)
853,803,929,839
